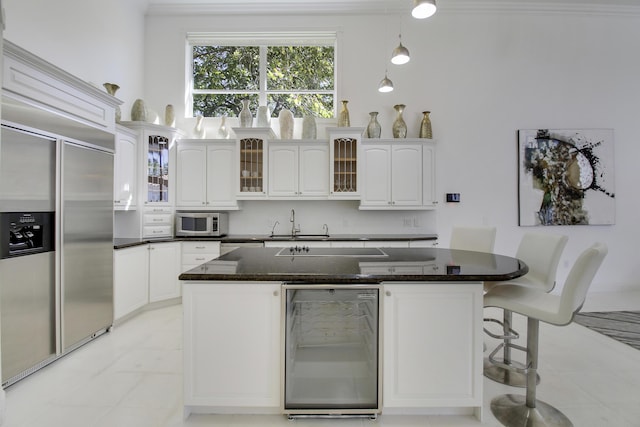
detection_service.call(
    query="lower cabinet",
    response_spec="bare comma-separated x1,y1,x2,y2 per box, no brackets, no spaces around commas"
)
114,245,149,320
181,241,221,272
183,282,281,413
149,242,181,302
382,283,484,414
114,241,181,321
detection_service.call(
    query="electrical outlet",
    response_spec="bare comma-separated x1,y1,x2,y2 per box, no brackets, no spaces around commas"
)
403,218,412,227
446,193,460,203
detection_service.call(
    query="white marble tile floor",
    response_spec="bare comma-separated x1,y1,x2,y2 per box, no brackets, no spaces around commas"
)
2,291,640,427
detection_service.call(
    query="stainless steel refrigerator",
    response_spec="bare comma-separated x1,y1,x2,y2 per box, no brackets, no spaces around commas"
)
0,123,114,387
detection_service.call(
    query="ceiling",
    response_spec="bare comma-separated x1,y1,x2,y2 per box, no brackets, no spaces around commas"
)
145,0,640,15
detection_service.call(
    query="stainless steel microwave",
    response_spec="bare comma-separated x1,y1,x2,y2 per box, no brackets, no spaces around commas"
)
175,212,228,237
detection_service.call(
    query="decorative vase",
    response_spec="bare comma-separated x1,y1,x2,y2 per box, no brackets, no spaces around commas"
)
103,83,121,123
366,112,381,138
131,99,148,122
256,106,271,127
338,100,350,127
279,109,294,139
194,114,206,139
392,104,407,138
165,104,175,127
218,116,229,139
419,111,433,139
239,99,253,127
302,114,317,139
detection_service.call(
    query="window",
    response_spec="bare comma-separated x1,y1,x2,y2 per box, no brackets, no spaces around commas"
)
188,32,337,119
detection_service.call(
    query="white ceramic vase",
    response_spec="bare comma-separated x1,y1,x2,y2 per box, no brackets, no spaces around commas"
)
194,115,206,139
131,99,148,122
279,109,294,139
239,99,253,127
302,115,317,139
165,104,175,127
256,106,271,127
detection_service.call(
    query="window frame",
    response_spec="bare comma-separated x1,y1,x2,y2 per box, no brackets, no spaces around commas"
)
186,31,340,118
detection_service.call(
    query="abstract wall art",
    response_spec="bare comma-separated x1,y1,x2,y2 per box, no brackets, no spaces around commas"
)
518,129,615,226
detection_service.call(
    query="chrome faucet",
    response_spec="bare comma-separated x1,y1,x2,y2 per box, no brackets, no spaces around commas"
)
270,220,279,237
290,209,300,236
322,223,329,237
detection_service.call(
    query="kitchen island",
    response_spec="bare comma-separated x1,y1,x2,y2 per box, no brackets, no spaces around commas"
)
179,247,527,420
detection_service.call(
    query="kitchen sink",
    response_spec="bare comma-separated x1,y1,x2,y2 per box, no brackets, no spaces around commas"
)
269,234,330,240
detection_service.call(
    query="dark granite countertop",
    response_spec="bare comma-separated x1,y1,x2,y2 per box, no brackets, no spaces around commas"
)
113,234,438,249
179,247,528,284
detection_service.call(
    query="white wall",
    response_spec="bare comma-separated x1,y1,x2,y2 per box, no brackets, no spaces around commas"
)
145,8,640,293
2,0,148,117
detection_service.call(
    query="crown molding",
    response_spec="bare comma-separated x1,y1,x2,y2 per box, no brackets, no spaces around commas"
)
145,1,640,17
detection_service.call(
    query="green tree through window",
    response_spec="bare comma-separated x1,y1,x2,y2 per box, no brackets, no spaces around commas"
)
191,38,335,119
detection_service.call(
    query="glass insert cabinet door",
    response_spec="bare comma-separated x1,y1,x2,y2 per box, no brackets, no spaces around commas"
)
333,137,357,193
147,134,170,203
283,286,381,415
239,138,264,194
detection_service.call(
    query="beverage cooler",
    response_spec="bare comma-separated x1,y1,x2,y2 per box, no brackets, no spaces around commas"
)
282,284,381,418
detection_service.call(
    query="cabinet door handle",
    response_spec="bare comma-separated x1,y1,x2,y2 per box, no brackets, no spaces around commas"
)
385,290,391,296
273,290,279,297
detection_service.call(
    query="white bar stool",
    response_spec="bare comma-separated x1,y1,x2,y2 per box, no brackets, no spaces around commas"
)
484,242,607,427
484,232,568,387
450,226,496,252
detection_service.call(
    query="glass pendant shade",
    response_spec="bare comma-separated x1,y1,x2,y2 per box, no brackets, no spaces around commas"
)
412,0,437,19
378,73,394,93
391,41,410,65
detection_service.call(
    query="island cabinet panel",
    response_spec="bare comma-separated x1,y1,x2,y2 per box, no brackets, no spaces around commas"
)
183,282,281,413
382,283,484,415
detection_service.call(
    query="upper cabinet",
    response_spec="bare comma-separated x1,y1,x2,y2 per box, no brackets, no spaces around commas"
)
268,141,329,199
234,128,274,199
114,125,138,210
327,127,364,200
360,139,436,210
176,140,238,209
2,41,120,136
120,122,183,207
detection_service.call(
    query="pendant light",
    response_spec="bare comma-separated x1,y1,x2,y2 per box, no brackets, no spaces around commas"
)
378,71,394,93
412,0,437,19
391,34,410,65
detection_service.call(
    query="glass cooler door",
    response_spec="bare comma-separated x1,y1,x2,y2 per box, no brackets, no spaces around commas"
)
283,285,380,415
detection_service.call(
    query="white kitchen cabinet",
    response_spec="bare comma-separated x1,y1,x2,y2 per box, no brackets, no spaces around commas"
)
360,142,425,209
113,245,149,320
183,282,281,413
176,140,237,209
149,241,181,302
114,125,138,210
382,283,483,415
114,241,189,321
327,127,364,199
142,206,173,238
235,128,275,199
181,241,221,272
120,122,182,207
268,142,329,198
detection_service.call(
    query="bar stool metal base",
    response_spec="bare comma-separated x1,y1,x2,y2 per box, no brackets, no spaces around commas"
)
491,394,573,427
483,357,540,387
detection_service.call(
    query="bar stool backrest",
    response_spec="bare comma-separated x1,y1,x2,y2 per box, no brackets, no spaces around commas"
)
450,226,496,253
513,232,568,292
558,242,608,325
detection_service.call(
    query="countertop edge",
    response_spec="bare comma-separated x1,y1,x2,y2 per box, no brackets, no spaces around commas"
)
114,234,438,250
